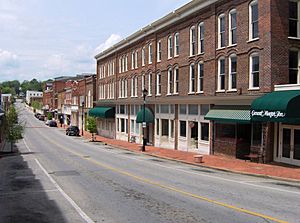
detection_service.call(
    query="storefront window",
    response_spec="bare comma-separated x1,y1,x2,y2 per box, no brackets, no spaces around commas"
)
251,123,262,146
162,119,169,136
135,122,140,134
131,120,134,133
170,120,174,138
180,121,186,137
130,106,135,115
125,119,128,134
120,105,125,114
216,123,235,139
121,119,125,132
170,105,175,114
180,105,186,114
156,119,159,135
188,105,198,115
200,104,209,115
161,105,169,113
201,123,209,141
156,105,160,114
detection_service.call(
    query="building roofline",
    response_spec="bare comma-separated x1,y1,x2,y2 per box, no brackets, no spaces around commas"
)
94,0,220,61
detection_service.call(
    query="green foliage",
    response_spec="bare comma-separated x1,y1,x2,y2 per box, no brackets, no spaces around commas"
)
31,101,42,110
5,106,24,152
87,117,97,133
20,78,43,93
47,112,53,120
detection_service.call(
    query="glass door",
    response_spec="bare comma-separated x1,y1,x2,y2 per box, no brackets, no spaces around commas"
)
293,130,300,160
282,128,291,158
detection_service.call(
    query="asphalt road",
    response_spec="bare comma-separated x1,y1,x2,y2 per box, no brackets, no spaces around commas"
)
1,102,300,223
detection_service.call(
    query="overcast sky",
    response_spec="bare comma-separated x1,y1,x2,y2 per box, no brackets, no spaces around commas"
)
0,0,191,82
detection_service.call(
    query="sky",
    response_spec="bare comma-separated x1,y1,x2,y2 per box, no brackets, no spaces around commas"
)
0,0,191,82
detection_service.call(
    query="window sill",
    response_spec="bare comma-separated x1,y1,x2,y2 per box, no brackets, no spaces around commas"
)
197,52,205,56
247,38,259,43
196,91,204,94
157,60,161,63
216,47,226,51
226,89,237,92
216,90,225,93
189,55,196,58
166,93,173,96
227,44,237,48
155,94,161,97
173,92,179,95
167,57,172,60
174,55,179,58
188,92,195,95
288,36,300,41
248,87,260,91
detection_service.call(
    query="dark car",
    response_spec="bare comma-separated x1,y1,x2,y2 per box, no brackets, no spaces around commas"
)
49,120,57,127
38,115,45,121
66,126,80,136
35,113,41,119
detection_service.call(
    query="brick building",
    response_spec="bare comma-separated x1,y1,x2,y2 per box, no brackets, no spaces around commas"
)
93,0,300,165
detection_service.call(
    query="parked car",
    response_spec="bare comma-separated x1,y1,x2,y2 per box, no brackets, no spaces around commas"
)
38,115,45,121
49,120,57,127
66,126,80,136
35,113,41,119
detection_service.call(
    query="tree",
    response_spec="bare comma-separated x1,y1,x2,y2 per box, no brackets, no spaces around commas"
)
31,101,42,110
47,112,53,120
5,106,24,152
86,117,97,142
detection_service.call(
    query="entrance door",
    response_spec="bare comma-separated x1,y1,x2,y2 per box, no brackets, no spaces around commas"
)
279,125,300,165
190,122,198,149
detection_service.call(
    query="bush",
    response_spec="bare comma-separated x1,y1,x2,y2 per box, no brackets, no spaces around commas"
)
47,112,53,120
87,117,97,141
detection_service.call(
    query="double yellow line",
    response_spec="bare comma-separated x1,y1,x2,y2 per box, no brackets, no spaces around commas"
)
36,129,288,223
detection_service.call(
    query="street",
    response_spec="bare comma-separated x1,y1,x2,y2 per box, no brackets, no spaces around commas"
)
1,102,300,223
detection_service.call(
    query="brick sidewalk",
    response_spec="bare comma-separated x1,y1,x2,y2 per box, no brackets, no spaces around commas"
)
60,125,300,182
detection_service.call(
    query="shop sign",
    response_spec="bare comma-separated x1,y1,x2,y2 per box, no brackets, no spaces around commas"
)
251,110,286,119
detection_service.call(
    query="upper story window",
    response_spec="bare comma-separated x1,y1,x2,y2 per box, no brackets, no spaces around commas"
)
249,0,259,40
190,26,196,56
289,50,299,84
189,63,195,93
198,22,204,54
131,76,138,97
249,53,260,89
141,73,146,91
174,32,180,56
229,55,237,90
229,9,237,45
131,51,135,69
148,43,153,64
197,62,204,93
157,41,162,62
218,14,225,48
135,50,138,69
289,1,300,38
218,58,226,91
118,58,121,73
142,47,145,66
148,72,152,95
174,66,179,94
167,68,173,95
156,72,161,95
168,36,173,59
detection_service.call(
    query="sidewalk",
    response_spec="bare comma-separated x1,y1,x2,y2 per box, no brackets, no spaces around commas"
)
60,125,300,182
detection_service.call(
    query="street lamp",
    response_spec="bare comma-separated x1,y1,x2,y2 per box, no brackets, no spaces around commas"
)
142,88,148,152
81,101,85,136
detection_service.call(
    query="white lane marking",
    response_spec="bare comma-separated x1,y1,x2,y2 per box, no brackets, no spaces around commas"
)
23,139,94,223
82,146,300,196
23,138,31,152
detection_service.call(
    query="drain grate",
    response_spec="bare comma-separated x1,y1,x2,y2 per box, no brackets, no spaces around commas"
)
49,170,80,176
190,168,214,173
123,152,136,155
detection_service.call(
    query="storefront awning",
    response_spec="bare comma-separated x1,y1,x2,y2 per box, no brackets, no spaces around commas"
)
89,107,115,118
136,107,154,123
251,90,300,123
204,109,251,124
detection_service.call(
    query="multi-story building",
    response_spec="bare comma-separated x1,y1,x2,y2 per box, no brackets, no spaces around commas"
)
43,81,53,112
0,108,5,150
26,91,43,106
95,0,300,166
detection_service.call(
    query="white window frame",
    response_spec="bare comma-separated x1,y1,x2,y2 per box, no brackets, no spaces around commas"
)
289,49,300,84
142,47,145,66
198,22,204,54
197,62,204,93
249,0,259,40
189,63,195,93
157,40,162,62
289,0,300,38
131,51,135,69
125,55,128,71
229,9,237,46
168,35,173,59
218,57,226,91
228,54,237,90
156,72,161,96
218,14,225,48
141,73,145,92
148,43,153,64
135,50,138,69
190,26,196,56
148,72,152,95
249,53,260,89
174,32,179,56
174,66,179,94
167,68,173,95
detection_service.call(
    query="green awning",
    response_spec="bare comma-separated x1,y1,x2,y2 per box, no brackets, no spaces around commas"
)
136,107,154,123
205,109,251,124
89,107,115,118
251,90,300,123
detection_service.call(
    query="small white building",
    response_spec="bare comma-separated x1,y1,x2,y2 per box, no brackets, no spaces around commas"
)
26,91,43,105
